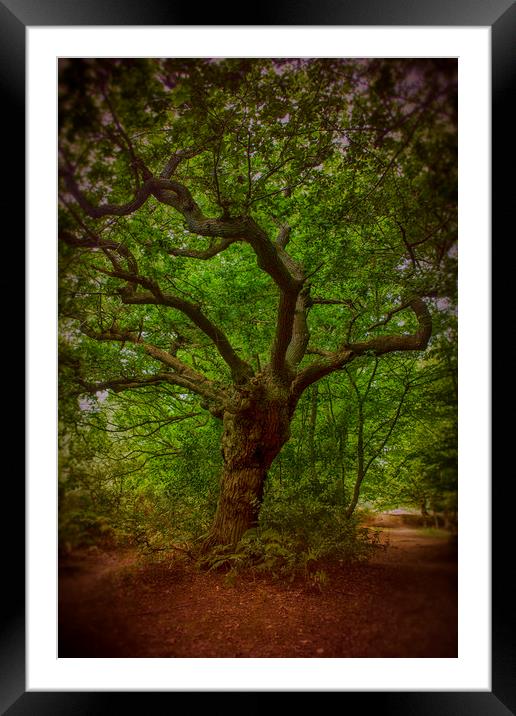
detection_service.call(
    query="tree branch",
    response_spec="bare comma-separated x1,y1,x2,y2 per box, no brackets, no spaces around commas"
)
62,163,320,383
363,384,410,476
365,300,411,332
117,288,253,384
61,230,253,384
164,237,237,259
64,159,299,298
291,297,431,398
346,297,432,357
60,229,139,276
63,153,299,293
395,220,419,270
284,289,311,368
61,145,200,219
159,148,203,179
310,297,357,309
291,348,355,397
81,326,226,405
100,86,151,186
269,223,305,375
80,374,191,394
62,171,156,218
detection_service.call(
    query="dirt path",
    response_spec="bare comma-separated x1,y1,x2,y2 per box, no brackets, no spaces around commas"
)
58,527,457,658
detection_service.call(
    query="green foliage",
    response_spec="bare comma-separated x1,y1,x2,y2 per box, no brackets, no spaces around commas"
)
58,58,457,557
260,494,381,562
59,58,457,393
420,527,451,539
197,501,379,585
59,475,213,555
58,404,217,553
59,491,116,552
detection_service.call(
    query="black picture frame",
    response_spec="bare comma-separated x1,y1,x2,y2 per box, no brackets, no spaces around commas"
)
5,0,512,712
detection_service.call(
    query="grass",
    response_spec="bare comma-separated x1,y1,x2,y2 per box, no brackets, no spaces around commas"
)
420,527,452,539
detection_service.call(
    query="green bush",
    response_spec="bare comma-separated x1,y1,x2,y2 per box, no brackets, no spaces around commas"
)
58,479,212,555
58,489,117,552
260,492,380,560
197,496,380,586
112,488,212,554
59,466,380,580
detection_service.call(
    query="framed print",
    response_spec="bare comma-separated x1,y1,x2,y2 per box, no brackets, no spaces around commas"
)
5,0,512,712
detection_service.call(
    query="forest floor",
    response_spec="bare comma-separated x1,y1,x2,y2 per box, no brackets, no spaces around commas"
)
58,523,457,658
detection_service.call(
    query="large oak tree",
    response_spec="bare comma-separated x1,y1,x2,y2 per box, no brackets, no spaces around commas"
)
59,58,456,548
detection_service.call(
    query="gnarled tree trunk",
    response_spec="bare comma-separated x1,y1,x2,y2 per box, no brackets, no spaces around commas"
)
203,381,292,549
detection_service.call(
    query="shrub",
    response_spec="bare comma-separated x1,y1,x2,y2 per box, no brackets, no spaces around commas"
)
197,497,380,585
58,480,211,555
58,489,117,552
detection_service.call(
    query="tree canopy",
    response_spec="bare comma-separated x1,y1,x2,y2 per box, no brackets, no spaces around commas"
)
58,58,457,551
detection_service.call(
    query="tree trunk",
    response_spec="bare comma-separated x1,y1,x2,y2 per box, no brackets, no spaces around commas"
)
205,463,267,548
326,382,347,505
203,381,292,550
308,385,318,490
421,499,429,527
345,402,364,519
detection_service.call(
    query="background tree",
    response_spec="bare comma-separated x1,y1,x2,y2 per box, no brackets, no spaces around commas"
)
357,325,458,521
59,58,457,549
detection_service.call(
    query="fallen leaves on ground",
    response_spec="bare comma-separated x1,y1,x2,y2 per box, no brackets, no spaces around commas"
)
58,527,457,658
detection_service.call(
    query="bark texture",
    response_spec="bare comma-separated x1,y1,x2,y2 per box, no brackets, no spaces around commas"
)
204,378,293,548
